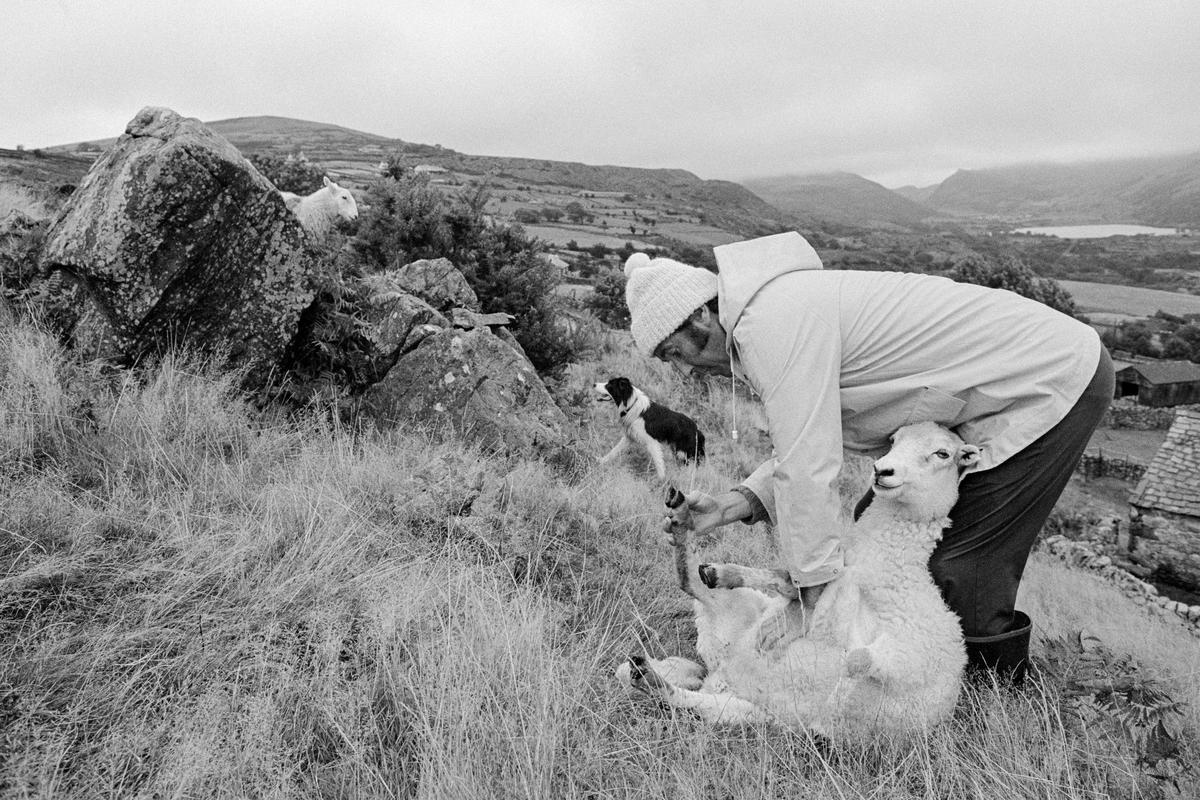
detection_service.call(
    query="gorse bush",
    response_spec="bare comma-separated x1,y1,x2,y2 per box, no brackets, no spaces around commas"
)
586,267,630,327
349,170,580,373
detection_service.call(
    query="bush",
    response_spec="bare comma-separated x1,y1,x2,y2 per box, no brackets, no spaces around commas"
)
348,173,580,374
949,255,1077,317
513,208,542,225
351,174,451,270
585,268,629,328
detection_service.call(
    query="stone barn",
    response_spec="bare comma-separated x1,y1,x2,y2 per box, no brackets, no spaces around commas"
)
1128,407,1200,590
1115,360,1200,407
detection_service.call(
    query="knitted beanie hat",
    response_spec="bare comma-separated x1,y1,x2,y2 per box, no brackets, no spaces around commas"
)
623,252,719,356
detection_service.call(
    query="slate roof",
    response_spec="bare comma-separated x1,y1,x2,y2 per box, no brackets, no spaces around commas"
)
1117,361,1200,385
1131,407,1200,517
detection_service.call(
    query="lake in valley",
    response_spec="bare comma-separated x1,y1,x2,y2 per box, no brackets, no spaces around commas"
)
1012,223,1184,238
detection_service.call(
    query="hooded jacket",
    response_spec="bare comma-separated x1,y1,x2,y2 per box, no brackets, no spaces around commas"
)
714,232,1101,587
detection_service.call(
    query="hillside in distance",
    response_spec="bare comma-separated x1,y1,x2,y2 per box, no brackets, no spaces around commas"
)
922,153,1200,227
51,115,792,240
744,171,939,230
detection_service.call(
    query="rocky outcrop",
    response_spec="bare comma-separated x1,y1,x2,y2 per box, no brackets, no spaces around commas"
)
38,106,319,387
359,326,569,457
355,275,450,382
385,257,480,313
341,261,571,460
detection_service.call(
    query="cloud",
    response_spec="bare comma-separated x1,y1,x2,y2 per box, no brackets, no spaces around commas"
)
3,0,1199,187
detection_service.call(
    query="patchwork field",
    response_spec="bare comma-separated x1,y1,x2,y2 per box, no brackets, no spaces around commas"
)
1060,279,1200,318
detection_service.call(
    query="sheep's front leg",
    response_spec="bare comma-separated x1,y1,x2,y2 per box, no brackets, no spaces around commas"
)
626,657,772,724
616,655,705,691
600,436,628,465
699,562,798,599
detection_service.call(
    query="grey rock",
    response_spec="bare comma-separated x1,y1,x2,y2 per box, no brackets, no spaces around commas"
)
387,257,480,313
39,106,318,387
360,327,569,457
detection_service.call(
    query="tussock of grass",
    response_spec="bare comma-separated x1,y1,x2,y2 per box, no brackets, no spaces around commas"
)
1,318,1196,798
0,183,50,221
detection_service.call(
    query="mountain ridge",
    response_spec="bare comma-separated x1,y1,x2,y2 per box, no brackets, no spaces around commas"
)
744,171,939,230
38,113,1200,230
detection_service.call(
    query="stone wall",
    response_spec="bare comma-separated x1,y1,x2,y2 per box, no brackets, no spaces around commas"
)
1077,452,1146,482
1128,510,1200,589
1041,534,1200,635
1104,399,1181,430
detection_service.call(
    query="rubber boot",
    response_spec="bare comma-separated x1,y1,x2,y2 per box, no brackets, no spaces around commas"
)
964,611,1032,685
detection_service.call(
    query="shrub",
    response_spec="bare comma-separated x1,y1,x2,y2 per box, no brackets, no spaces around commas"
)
348,173,579,374
513,208,542,225
950,254,1077,317
585,268,629,328
351,174,453,270
564,201,590,224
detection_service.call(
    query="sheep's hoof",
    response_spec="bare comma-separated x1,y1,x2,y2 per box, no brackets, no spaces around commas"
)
627,656,671,697
698,563,719,589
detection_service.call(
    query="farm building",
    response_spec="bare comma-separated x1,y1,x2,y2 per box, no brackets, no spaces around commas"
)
1128,407,1200,589
1114,360,1200,407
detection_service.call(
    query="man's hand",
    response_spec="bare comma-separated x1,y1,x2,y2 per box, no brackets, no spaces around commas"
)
661,490,728,546
755,599,809,653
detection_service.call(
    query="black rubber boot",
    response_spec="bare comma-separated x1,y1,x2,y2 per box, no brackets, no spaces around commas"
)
964,611,1032,685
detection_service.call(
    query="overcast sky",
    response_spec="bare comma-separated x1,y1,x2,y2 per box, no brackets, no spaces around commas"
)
4,0,1199,188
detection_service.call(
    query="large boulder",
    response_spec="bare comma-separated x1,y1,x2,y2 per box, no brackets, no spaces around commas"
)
386,257,480,313
38,106,319,386
359,327,569,457
355,274,450,383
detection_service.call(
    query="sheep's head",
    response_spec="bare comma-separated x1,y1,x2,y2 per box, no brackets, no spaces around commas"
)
870,422,980,521
323,176,359,222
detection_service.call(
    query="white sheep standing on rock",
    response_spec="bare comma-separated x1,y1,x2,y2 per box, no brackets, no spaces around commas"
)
280,176,358,238
618,421,976,739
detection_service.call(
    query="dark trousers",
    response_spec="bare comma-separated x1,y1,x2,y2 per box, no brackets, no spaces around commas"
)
855,347,1115,638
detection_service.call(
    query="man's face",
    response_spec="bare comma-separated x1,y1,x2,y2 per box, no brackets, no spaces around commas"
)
654,307,732,378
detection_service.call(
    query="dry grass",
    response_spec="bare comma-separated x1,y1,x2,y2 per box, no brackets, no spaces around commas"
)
0,183,50,221
1,319,1196,799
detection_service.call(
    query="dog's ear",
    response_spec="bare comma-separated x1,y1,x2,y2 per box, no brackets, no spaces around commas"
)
606,377,633,403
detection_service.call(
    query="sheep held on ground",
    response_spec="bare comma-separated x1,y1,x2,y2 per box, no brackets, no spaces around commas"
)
282,176,358,238
618,422,976,740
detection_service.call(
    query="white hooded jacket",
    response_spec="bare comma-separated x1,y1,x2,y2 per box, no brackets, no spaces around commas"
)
714,232,1101,587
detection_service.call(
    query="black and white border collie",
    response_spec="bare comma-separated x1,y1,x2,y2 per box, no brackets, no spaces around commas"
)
594,377,706,479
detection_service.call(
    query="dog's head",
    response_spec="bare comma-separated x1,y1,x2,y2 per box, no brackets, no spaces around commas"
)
594,377,635,406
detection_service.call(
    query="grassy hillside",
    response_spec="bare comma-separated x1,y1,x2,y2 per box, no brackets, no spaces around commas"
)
0,148,92,193
2,317,1197,798
744,171,939,230
925,154,1200,227
47,115,794,242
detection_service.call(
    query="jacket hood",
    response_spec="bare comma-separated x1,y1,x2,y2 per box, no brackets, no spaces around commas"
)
713,231,824,340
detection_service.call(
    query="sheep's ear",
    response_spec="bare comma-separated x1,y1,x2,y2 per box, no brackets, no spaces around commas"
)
957,444,981,469
323,176,332,187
